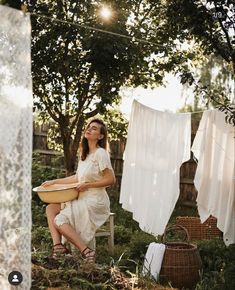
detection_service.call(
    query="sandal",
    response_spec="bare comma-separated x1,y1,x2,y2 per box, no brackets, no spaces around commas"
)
51,243,70,259
81,247,96,263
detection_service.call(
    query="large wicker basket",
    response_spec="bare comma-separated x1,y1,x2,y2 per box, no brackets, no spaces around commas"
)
160,225,202,289
176,216,222,240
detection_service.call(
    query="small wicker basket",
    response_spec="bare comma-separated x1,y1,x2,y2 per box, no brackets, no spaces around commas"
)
160,225,202,289
176,216,222,240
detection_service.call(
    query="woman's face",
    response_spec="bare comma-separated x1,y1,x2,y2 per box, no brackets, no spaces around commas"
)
84,122,104,142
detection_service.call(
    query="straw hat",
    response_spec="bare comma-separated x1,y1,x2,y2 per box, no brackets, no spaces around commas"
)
33,183,79,203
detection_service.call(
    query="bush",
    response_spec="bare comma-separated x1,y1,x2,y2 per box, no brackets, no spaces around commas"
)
195,239,235,290
32,225,52,251
32,152,65,190
114,225,133,244
129,230,156,261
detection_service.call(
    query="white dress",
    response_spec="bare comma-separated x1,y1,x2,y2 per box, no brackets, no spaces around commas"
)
54,148,113,244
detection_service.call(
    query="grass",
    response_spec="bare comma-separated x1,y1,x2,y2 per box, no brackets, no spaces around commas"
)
32,186,234,290
31,188,179,289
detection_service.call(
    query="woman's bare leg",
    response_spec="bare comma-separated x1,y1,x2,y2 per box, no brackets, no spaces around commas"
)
56,223,95,261
46,203,61,245
56,223,87,252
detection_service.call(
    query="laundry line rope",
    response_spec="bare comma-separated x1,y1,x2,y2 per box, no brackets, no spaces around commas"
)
30,12,161,47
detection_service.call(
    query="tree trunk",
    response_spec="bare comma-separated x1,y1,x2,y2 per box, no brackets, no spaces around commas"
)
62,119,84,176
64,144,77,176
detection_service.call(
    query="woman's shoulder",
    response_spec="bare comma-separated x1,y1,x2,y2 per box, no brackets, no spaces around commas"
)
93,148,111,162
95,147,109,157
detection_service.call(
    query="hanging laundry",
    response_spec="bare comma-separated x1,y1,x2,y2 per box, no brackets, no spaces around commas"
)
120,100,191,236
0,5,32,290
192,109,235,246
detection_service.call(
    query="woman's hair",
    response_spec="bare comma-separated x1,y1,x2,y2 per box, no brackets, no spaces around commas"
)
80,118,108,160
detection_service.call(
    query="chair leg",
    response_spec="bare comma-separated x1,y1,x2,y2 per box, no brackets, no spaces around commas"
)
108,214,114,255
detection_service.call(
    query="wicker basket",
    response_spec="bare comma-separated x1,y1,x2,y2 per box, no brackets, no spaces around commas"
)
160,225,202,289
176,216,222,240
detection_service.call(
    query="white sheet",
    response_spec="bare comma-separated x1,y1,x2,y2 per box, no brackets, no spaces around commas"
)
120,100,191,236
142,242,166,280
192,109,235,245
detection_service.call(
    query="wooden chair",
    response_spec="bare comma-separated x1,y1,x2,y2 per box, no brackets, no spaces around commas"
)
95,212,115,254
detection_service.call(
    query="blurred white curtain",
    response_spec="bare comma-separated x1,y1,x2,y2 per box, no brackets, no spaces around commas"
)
120,100,191,236
0,5,32,289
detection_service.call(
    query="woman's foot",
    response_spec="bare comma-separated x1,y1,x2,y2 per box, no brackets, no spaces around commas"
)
81,247,96,263
51,243,70,259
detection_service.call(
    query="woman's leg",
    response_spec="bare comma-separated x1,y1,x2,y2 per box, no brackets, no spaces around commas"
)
55,223,87,252
56,223,95,261
46,203,62,245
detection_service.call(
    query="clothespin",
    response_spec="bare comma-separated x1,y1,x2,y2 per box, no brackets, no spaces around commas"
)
21,3,28,16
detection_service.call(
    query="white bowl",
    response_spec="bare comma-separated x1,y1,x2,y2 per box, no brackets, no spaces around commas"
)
33,183,79,203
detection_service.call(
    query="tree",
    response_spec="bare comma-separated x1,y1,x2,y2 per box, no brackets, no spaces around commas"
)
3,0,234,175
155,0,235,123
30,0,146,174
30,0,197,174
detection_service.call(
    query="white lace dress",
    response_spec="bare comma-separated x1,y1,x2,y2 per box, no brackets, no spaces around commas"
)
55,148,113,244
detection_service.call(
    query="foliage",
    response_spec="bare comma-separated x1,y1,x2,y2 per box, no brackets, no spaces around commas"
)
31,158,235,289
30,0,177,174
4,0,216,173
31,151,65,226
3,0,235,175
30,0,139,173
100,107,128,141
195,239,235,290
162,0,235,124
32,152,65,188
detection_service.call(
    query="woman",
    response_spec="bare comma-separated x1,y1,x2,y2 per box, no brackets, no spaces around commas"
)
42,118,116,262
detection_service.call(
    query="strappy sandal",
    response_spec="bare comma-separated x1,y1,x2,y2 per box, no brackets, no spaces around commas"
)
51,243,70,259
81,247,96,263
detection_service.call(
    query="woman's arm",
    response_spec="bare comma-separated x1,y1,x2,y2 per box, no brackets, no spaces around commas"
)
76,168,116,192
41,174,78,187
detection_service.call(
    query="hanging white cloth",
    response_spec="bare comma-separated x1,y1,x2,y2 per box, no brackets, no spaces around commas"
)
0,5,32,289
120,100,191,236
142,242,166,280
192,109,235,246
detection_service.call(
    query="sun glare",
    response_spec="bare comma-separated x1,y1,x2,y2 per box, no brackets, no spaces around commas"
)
100,6,112,20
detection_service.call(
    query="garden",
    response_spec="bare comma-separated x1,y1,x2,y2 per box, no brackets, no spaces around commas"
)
1,1,234,289
31,153,235,290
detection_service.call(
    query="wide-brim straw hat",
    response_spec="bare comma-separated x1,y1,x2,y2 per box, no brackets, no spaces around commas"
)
33,183,79,203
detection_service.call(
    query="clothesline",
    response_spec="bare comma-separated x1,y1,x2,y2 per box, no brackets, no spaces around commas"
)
30,11,160,47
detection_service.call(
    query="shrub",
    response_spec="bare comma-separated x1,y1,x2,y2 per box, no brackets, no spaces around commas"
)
195,239,235,290
114,225,133,244
129,230,156,261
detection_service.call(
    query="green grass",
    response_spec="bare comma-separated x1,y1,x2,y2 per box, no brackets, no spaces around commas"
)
31,160,234,289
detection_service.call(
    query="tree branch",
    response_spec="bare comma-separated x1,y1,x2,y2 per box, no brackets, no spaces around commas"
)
85,107,100,119
214,1,233,52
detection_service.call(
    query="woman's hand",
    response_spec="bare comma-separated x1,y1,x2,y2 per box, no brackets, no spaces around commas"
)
76,182,89,192
41,180,56,187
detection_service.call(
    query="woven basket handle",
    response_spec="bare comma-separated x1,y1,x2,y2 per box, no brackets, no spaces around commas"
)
162,225,190,243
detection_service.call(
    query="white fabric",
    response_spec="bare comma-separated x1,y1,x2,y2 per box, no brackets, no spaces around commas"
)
0,5,32,289
142,242,166,279
55,148,113,244
192,109,235,246
120,100,191,236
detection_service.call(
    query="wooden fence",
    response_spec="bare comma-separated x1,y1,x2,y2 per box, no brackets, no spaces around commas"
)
33,119,200,205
